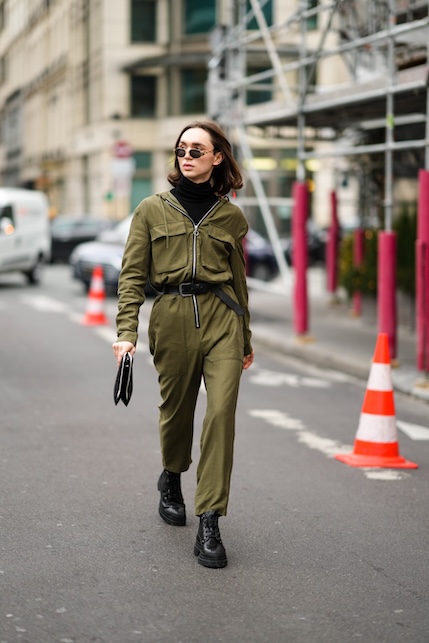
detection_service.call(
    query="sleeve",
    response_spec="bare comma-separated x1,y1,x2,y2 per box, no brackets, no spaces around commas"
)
230,213,253,356
115,204,151,346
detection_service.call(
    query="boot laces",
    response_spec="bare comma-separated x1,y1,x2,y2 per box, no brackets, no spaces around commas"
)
201,512,222,544
164,471,183,503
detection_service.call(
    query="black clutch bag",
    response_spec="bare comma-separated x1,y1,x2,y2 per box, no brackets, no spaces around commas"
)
114,352,133,406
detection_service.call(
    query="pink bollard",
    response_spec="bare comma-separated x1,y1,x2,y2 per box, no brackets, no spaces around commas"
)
292,181,309,335
326,190,339,295
416,241,429,372
416,169,429,372
352,228,365,316
377,231,397,360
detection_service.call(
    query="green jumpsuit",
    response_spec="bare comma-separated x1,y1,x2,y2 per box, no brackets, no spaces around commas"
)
116,192,252,516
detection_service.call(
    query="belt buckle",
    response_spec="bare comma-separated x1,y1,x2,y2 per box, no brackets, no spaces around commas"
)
178,282,193,296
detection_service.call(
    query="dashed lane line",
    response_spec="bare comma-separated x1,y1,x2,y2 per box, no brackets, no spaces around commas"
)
397,420,429,440
18,294,429,446
249,368,331,389
249,409,412,481
93,326,149,354
20,294,70,313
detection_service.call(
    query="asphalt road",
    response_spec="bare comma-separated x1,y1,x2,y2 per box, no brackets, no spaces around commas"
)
1,266,428,643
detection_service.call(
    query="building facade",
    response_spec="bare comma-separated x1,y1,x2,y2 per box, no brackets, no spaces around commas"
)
0,0,328,225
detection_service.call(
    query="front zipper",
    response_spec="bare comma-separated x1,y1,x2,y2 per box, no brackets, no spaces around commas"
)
165,198,220,328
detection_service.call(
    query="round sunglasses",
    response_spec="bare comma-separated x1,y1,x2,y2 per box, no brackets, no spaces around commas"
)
174,147,213,159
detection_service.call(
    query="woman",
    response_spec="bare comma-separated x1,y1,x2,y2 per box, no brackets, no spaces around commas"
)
112,121,254,569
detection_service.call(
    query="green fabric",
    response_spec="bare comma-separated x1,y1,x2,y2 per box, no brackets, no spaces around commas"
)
116,191,253,515
148,292,244,515
116,191,252,355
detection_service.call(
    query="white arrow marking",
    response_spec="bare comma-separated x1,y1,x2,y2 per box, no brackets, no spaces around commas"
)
397,420,429,441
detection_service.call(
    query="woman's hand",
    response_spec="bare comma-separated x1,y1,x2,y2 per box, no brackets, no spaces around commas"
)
112,341,136,366
242,351,254,370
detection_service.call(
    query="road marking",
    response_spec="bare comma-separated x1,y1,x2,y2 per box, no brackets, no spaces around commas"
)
20,293,150,355
363,469,411,481
298,431,351,458
93,326,148,353
21,294,70,313
249,409,305,430
249,408,409,480
397,420,429,441
249,409,351,458
93,326,119,345
249,369,330,388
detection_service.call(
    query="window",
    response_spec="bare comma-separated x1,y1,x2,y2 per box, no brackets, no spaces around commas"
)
131,0,157,42
183,0,216,34
131,179,152,209
246,68,272,105
130,76,156,117
0,55,7,85
0,205,14,229
307,0,318,30
246,0,272,29
131,151,152,209
181,69,206,114
0,2,5,33
134,152,152,169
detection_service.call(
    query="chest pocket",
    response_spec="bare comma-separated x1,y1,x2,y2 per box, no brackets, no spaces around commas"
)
150,220,188,273
201,224,235,273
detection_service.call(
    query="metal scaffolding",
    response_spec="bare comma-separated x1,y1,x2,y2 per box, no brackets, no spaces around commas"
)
207,0,429,365
208,0,429,246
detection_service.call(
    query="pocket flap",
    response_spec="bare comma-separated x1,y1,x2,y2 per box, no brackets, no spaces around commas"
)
207,224,234,247
150,220,187,242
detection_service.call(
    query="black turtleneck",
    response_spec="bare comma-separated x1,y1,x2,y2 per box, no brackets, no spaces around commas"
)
171,176,218,224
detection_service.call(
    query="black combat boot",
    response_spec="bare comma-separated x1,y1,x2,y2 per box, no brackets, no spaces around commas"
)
157,470,186,526
194,511,227,568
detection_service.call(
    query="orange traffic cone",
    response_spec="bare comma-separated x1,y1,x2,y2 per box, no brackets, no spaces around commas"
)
335,333,418,469
82,265,109,326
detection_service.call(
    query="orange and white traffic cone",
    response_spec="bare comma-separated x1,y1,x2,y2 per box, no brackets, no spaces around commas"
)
335,333,418,469
81,265,109,326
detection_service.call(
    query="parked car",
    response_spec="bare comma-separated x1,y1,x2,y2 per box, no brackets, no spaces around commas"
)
282,220,327,267
70,215,136,294
50,216,116,263
70,216,281,294
245,229,279,281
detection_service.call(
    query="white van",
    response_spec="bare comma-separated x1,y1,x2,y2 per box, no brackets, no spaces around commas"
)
0,188,51,284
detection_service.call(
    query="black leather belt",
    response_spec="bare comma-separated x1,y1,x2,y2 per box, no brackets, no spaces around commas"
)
162,282,244,316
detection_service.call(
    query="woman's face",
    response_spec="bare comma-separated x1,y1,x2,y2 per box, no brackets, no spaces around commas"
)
175,127,223,184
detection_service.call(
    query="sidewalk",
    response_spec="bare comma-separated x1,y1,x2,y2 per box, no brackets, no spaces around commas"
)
248,268,429,403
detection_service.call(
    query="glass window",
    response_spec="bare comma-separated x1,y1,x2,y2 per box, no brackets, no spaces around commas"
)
246,68,272,105
131,179,153,210
307,0,318,30
131,0,157,42
0,204,14,227
183,0,216,34
181,69,206,114
134,152,152,169
0,2,5,32
246,0,272,29
131,76,156,117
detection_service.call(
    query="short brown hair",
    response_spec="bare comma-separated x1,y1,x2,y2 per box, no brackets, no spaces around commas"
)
167,120,243,195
